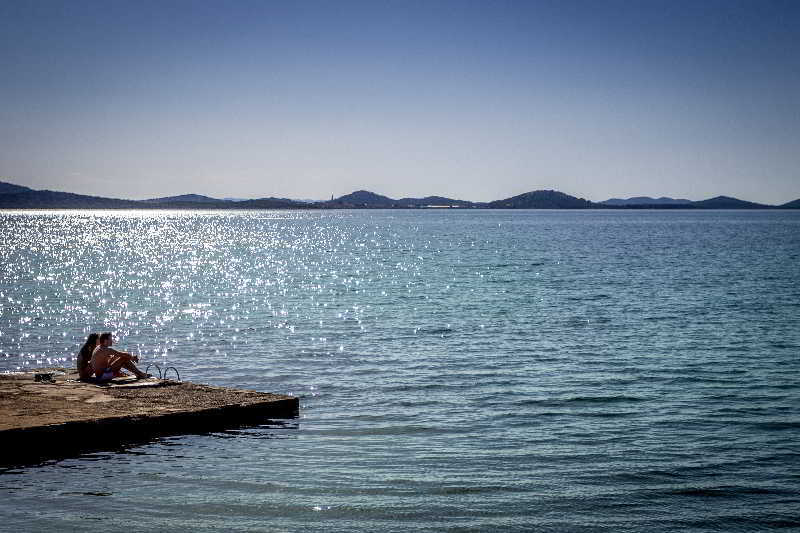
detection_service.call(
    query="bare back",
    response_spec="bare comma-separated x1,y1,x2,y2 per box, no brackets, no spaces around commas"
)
90,346,113,374
77,349,93,379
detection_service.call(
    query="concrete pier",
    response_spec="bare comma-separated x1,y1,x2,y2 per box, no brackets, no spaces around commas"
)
0,369,299,465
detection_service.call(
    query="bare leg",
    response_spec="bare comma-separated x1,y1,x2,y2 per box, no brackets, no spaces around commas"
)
109,355,148,379
121,359,148,378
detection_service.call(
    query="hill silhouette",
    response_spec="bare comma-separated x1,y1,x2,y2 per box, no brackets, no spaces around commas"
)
396,196,477,207
487,190,594,209
601,196,691,206
691,196,772,209
0,189,142,209
322,190,396,207
0,180,313,210
321,190,477,208
0,181,34,195
143,194,226,204
237,197,315,209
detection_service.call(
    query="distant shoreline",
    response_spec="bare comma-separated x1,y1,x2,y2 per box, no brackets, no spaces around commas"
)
2,206,798,212
1,180,798,210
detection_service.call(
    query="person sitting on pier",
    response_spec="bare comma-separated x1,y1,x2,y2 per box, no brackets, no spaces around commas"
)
76,333,99,380
90,332,149,381
79,332,129,380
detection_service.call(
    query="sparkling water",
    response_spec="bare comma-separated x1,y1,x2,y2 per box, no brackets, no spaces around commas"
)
1,209,798,531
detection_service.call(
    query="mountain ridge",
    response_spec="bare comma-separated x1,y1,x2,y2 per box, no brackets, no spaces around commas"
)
143,194,226,204
780,198,800,209
691,196,773,209
0,179,796,210
487,190,594,209
0,181,34,195
601,196,692,206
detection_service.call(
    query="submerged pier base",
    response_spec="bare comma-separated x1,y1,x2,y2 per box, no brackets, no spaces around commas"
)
0,369,299,465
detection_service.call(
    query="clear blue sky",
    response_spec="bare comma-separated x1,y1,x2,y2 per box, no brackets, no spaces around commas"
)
1,0,798,202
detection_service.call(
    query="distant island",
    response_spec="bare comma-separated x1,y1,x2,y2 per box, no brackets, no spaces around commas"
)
0,179,798,210
600,196,692,206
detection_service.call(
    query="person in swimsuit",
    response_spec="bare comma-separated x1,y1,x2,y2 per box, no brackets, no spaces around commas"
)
76,333,99,380
90,332,149,381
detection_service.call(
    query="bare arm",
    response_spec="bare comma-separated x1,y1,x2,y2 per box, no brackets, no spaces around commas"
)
107,347,138,362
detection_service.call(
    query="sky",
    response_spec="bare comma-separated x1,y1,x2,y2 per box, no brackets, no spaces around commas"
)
1,0,798,203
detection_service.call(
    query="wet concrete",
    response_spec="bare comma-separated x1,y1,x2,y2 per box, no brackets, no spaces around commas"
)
0,368,298,464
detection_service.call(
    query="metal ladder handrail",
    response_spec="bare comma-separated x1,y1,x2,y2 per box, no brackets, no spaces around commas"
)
144,363,162,379
163,366,181,382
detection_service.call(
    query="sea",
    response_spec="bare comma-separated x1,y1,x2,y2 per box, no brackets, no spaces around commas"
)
0,209,798,532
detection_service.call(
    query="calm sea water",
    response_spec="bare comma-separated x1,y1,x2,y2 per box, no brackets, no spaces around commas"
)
1,209,799,532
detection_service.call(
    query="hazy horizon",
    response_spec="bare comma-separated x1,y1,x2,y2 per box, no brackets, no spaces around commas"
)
2,0,799,204
2,176,797,204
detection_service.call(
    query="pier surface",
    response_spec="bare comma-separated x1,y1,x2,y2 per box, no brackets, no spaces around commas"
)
0,369,298,464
